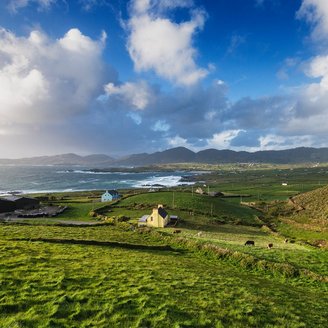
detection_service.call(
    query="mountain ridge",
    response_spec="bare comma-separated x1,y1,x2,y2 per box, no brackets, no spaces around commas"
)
1,147,328,166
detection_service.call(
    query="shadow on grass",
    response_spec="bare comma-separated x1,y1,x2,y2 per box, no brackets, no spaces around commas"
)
10,237,183,254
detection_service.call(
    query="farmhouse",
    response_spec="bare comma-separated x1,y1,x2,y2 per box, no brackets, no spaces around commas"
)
138,204,170,228
101,190,120,202
1,196,40,211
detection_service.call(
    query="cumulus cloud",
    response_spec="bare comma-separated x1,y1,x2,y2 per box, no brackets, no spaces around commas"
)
206,130,242,149
126,0,208,86
289,1,328,132
104,80,155,110
0,27,110,125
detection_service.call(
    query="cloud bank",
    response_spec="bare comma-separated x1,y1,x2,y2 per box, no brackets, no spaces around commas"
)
2,0,328,157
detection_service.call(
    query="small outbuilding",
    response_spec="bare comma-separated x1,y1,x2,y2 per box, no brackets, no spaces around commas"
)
101,190,120,202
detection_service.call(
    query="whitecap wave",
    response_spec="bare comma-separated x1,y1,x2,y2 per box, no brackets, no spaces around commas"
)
133,175,194,188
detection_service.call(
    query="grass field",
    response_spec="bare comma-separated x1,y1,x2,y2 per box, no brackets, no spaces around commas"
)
1,166,328,327
0,225,327,327
106,191,261,227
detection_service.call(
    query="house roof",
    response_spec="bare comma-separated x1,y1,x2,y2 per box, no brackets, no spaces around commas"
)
158,207,168,219
139,215,149,222
0,198,15,203
3,196,22,202
103,190,119,196
2,196,37,202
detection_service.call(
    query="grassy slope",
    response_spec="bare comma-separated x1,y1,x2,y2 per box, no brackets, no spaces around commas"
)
0,225,327,328
273,185,328,245
104,191,328,277
109,191,261,226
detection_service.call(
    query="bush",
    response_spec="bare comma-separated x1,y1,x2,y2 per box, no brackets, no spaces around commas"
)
89,211,97,217
116,222,132,231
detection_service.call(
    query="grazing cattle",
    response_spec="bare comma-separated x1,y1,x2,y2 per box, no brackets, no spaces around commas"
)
267,243,273,249
284,239,289,243
173,229,181,234
244,240,255,246
196,231,203,237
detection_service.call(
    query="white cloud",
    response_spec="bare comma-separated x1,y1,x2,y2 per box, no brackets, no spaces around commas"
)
297,0,328,40
7,0,55,12
104,80,154,110
126,0,208,86
0,27,108,125
206,130,242,149
259,134,315,150
167,135,190,148
127,112,142,125
152,120,170,132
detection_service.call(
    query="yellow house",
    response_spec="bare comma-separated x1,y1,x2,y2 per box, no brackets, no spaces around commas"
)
138,204,170,228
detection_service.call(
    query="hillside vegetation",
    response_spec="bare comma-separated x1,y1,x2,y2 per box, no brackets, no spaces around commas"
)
292,184,328,226
264,185,328,247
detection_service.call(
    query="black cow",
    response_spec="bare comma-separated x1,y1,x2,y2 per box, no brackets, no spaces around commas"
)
244,240,255,246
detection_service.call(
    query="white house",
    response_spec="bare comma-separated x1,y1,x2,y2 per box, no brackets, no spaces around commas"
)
101,190,120,202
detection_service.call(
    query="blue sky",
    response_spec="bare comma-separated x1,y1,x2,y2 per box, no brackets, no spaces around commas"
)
0,0,327,157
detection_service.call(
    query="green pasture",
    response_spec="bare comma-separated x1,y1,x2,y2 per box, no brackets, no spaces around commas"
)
108,191,261,226
0,224,327,327
195,166,328,202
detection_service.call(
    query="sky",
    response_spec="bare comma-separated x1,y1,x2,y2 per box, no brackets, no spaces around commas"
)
0,0,328,158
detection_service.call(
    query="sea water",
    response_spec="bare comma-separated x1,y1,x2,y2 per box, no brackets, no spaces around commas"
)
0,165,196,195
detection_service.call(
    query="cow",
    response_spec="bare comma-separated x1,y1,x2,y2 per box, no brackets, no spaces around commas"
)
244,240,255,246
196,231,203,237
173,229,181,234
267,243,273,249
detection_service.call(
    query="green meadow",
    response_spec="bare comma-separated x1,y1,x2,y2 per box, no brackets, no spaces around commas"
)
0,225,327,328
1,165,328,327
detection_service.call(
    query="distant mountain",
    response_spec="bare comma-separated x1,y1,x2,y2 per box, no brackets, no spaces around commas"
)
1,147,328,166
113,147,328,166
0,153,114,166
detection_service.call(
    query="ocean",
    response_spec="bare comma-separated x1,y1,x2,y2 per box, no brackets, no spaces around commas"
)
0,165,196,195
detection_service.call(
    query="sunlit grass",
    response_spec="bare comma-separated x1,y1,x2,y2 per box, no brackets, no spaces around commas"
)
0,227,327,327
